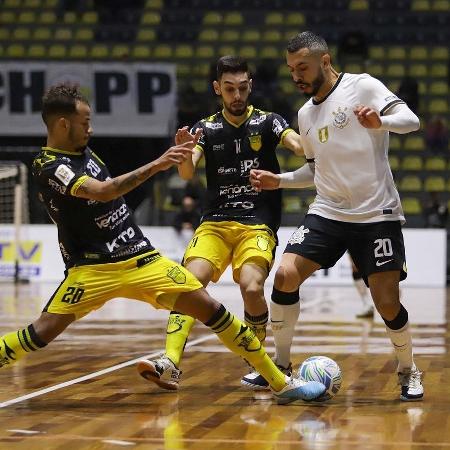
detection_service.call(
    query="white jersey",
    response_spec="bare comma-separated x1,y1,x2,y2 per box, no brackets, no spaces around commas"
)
298,72,405,224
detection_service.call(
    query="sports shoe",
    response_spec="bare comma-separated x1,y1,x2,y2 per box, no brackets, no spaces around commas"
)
137,356,181,391
398,366,424,401
241,363,292,391
272,376,326,405
356,305,374,319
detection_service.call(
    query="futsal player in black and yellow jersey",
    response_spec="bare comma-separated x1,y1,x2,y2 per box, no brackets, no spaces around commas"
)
139,56,305,391
0,83,325,404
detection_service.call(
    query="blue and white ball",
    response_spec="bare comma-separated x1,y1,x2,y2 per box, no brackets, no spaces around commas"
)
298,356,342,401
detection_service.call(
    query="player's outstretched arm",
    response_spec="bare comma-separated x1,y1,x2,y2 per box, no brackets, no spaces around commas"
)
251,163,315,192
282,130,304,156
75,143,194,202
250,169,281,191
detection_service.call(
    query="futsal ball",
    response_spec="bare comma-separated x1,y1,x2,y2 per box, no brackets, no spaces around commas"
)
298,356,342,401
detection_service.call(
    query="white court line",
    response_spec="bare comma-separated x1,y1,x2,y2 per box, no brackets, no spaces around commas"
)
0,334,215,409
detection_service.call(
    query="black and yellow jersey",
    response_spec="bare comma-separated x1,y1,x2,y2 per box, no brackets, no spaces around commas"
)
192,105,293,233
32,146,153,268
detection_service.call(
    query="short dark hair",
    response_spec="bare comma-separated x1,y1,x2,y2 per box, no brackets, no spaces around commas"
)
41,83,89,126
287,31,328,54
216,55,249,80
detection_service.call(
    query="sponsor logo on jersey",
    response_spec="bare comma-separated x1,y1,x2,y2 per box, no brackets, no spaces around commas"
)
249,115,267,125
205,122,223,129
109,240,148,259
59,242,70,260
95,204,129,229
106,226,136,252
54,164,75,186
167,266,186,284
48,178,66,194
221,200,254,209
213,144,225,152
219,184,255,197
332,106,350,129
288,225,310,245
318,126,329,143
218,166,237,175
249,134,262,151
272,118,286,137
87,159,101,177
240,158,259,175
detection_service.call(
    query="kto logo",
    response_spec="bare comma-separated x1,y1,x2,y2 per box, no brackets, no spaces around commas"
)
0,241,42,262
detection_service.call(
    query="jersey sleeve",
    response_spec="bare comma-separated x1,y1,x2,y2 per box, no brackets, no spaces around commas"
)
190,120,206,153
37,157,88,197
270,113,292,145
355,74,405,116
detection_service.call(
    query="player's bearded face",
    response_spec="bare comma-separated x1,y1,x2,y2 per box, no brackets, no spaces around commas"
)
216,73,251,117
287,50,326,98
304,66,325,98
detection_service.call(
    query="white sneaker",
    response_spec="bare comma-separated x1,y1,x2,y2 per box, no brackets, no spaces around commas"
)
272,376,326,405
398,365,424,401
137,356,181,391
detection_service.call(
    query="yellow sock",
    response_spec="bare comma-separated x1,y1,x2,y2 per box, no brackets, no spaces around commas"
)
0,325,47,368
206,305,286,391
245,310,268,344
165,312,195,367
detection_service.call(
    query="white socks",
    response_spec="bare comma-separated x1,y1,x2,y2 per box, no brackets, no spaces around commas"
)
385,321,414,371
270,300,300,368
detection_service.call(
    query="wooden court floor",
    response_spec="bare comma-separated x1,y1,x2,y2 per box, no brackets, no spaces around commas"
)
0,282,449,450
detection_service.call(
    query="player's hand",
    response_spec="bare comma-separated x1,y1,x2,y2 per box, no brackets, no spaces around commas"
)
250,169,281,191
175,127,202,146
353,105,382,129
155,142,194,171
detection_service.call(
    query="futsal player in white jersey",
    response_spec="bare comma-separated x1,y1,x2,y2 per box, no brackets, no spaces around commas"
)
245,31,423,401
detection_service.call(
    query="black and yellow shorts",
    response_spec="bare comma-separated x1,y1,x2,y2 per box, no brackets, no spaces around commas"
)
183,221,277,283
44,250,203,319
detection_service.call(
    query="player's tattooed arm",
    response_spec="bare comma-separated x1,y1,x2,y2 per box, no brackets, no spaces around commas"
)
75,143,194,202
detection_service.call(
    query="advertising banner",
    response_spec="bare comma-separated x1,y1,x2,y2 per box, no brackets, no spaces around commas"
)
0,62,176,136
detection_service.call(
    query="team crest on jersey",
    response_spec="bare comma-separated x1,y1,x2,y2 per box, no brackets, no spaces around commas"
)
288,225,310,245
318,126,329,143
167,266,186,284
249,134,262,151
332,106,350,129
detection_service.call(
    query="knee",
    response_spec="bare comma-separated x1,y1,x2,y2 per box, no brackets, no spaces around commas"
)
273,265,301,292
240,280,264,303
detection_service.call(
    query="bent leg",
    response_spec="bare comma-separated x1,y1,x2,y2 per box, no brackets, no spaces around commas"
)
271,253,320,368
239,263,269,344
174,288,288,390
0,312,75,368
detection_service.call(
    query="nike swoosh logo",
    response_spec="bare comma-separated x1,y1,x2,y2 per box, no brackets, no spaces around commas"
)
270,320,283,323
306,127,312,135
376,259,394,267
